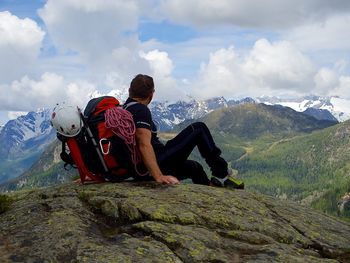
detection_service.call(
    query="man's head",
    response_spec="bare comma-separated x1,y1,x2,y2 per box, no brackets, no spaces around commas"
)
129,74,154,103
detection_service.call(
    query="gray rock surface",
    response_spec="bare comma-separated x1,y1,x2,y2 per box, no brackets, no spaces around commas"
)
1,182,350,262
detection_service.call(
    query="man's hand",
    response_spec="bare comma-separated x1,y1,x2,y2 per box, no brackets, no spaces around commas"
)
136,128,180,185
154,175,180,185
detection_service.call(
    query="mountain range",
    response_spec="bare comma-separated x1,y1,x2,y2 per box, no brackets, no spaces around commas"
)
257,95,350,121
0,95,346,184
0,96,258,183
2,96,350,219
1,95,349,216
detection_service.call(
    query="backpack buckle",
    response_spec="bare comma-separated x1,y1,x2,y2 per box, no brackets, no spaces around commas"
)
99,138,111,155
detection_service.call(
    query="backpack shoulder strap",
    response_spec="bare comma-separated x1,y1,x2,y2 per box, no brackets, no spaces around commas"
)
123,101,139,110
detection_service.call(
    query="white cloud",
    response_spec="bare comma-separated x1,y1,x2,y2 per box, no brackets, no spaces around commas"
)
192,46,250,99
139,49,184,101
0,11,45,83
39,0,139,59
1,0,349,124
243,39,315,92
0,73,96,111
8,111,28,120
331,76,350,98
38,0,155,87
160,0,350,29
140,50,174,76
193,39,317,99
313,68,339,95
287,14,350,51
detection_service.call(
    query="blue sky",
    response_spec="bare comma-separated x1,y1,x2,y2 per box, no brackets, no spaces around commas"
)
1,0,350,125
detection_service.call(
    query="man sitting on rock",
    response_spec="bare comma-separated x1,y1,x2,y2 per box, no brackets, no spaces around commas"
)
124,74,244,189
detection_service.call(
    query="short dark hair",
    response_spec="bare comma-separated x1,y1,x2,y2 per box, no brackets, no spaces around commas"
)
129,74,154,99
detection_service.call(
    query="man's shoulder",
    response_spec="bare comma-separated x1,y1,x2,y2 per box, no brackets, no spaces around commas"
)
124,98,151,116
124,99,153,130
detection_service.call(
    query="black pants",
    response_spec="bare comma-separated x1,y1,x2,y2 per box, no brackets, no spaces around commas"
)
133,122,228,185
134,122,228,185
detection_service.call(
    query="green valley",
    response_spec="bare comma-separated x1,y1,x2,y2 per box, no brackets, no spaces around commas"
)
184,104,349,218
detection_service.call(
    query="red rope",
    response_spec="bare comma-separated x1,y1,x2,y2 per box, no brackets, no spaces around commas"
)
105,107,147,176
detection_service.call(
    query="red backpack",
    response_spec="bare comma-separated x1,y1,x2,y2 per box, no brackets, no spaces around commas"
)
58,96,142,184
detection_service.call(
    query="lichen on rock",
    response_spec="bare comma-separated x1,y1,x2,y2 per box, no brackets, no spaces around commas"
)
0,182,350,262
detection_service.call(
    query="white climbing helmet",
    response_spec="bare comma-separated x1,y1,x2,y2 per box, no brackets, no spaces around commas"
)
51,103,82,137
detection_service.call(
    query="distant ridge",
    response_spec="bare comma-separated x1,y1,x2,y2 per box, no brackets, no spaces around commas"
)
303,107,338,122
178,103,337,139
258,95,350,122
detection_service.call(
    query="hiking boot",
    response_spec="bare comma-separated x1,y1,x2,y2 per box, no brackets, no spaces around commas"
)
224,176,244,189
210,176,225,187
210,169,244,189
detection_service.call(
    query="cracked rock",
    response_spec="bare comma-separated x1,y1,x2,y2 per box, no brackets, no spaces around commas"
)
0,182,350,262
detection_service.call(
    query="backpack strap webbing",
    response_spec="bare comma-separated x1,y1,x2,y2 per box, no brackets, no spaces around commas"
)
60,141,76,170
122,101,139,110
66,137,105,184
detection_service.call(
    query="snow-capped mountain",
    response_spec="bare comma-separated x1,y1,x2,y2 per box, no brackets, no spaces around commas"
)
0,109,56,184
0,109,55,158
150,97,255,131
0,96,250,159
257,96,350,122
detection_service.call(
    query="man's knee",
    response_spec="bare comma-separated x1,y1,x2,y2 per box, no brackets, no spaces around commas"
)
191,122,208,131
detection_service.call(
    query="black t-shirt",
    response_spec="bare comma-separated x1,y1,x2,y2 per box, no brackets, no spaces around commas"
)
124,98,164,151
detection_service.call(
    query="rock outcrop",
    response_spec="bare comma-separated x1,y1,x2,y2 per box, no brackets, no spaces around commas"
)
1,182,350,262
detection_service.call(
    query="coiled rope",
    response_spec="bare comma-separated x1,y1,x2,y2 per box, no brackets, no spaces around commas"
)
105,106,147,176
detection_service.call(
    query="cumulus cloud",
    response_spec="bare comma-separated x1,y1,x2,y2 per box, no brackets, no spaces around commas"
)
313,68,339,95
39,0,138,54
243,39,315,92
192,46,250,99
38,0,156,87
0,73,96,111
192,39,319,99
287,14,350,51
139,49,184,101
2,0,349,124
330,76,350,98
0,11,45,83
160,0,350,29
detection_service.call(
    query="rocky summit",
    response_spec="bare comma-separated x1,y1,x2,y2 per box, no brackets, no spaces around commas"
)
1,182,350,263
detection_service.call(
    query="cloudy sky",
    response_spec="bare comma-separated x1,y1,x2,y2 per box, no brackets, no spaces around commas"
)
1,0,350,124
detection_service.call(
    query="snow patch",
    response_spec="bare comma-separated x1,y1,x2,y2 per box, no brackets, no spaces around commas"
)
260,95,350,122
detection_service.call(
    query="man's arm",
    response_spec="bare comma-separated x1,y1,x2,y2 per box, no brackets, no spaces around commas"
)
136,128,179,184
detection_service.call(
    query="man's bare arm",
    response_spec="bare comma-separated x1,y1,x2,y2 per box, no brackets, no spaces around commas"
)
135,128,179,184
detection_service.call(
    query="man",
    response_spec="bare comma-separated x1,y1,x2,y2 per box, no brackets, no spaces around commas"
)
124,74,244,188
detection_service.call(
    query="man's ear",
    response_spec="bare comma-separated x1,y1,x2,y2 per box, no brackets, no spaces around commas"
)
148,93,153,104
